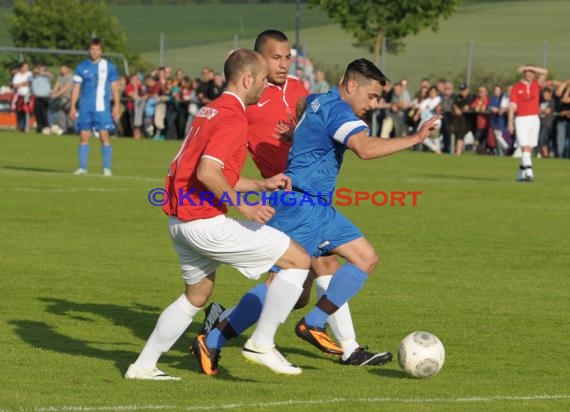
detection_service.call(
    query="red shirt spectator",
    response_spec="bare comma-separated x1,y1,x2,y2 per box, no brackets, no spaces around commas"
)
124,75,143,111
471,86,490,130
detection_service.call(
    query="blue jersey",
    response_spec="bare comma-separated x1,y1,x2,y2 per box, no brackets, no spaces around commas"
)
286,88,369,201
266,87,367,259
73,58,119,113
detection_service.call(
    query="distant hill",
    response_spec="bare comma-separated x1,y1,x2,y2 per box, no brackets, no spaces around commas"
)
1,1,569,87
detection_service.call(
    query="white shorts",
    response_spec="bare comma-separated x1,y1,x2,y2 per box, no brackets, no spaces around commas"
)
168,215,290,284
515,115,540,148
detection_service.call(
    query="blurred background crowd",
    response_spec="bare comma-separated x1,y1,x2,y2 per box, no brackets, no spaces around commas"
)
2,61,569,159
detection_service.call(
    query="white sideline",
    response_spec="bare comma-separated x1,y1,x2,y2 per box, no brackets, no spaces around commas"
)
9,188,142,192
0,168,163,183
23,394,570,412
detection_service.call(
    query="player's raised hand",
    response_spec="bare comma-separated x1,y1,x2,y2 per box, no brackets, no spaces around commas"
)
264,173,292,191
272,120,294,142
416,115,443,142
238,204,275,224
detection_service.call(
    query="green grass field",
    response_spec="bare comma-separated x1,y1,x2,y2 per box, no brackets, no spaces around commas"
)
1,131,569,411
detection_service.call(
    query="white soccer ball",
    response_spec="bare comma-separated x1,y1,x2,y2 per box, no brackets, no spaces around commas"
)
398,331,445,378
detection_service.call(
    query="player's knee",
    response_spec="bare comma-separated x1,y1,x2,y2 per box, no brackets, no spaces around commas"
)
312,256,340,276
358,250,379,274
186,292,210,308
282,241,310,270
184,284,214,308
291,243,311,270
369,252,380,273
295,252,310,270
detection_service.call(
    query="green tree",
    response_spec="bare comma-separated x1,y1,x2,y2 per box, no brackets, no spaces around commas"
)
309,0,461,66
5,0,133,69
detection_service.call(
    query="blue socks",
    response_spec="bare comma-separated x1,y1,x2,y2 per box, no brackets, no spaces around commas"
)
206,283,267,349
101,144,112,169
78,143,111,171
304,263,368,329
78,144,89,169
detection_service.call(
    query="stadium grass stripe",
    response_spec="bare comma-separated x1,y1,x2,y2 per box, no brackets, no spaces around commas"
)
21,394,570,412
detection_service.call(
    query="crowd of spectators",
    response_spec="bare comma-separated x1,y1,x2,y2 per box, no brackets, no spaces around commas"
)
1,63,231,140
3,61,569,158
371,76,570,158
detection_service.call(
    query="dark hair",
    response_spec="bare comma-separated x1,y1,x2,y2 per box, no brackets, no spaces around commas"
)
254,30,288,53
87,38,102,49
224,49,261,84
341,58,388,87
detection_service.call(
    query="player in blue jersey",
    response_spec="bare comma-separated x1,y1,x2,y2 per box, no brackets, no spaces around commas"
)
192,58,441,375
69,38,120,177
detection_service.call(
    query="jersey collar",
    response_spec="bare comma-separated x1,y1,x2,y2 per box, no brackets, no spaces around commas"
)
222,91,246,111
266,77,288,90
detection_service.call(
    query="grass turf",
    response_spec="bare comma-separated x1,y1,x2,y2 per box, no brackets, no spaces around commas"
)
0,131,569,411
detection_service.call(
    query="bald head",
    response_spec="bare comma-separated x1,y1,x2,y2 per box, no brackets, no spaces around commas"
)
224,48,268,105
224,49,264,86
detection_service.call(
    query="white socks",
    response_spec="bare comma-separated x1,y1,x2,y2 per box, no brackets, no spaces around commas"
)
134,294,201,369
521,151,533,177
315,275,360,360
250,269,308,348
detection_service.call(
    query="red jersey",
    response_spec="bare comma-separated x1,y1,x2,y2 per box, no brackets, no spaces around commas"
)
246,76,308,178
471,97,489,129
510,80,540,116
124,82,143,111
163,92,248,221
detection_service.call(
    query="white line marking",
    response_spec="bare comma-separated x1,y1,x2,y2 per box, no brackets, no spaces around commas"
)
27,394,570,412
0,168,163,183
7,188,143,193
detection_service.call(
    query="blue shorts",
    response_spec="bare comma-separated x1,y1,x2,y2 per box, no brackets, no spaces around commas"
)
267,191,363,258
76,110,115,132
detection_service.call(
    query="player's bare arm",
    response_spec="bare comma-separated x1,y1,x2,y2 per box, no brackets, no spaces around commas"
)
69,83,81,120
508,104,517,135
517,65,548,75
111,81,121,121
197,157,275,224
347,115,442,160
235,173,291,192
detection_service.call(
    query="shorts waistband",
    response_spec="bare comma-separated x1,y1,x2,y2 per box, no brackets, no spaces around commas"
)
168,214,226,228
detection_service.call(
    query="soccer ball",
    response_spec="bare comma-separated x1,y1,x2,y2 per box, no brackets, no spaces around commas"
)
398,331,445,378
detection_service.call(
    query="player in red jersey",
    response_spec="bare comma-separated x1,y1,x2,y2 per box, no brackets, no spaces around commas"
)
508,64,548,182
125,49,311,380
194,31,391,375
246,33,308,178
